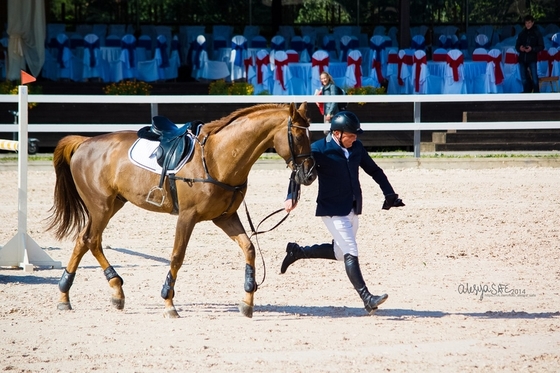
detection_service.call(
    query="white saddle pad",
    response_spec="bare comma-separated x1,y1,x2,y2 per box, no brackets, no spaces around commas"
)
128,138,194,175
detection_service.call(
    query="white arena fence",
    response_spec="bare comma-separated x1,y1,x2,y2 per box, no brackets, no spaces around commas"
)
1,93,560,157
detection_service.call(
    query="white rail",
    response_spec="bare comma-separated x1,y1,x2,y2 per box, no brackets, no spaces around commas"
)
1,93,560,157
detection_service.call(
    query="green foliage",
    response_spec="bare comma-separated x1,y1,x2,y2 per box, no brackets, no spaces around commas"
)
208,80,255,95
345,86,386,105
208,80,229,95
103,81,152,95
229,82,255,95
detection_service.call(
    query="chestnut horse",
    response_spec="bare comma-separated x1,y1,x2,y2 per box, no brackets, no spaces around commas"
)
46,102,316,318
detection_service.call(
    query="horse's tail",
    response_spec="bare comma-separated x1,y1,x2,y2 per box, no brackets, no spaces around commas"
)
45,135,90,241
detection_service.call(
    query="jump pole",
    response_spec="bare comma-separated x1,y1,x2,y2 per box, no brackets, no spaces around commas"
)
0,72,61,272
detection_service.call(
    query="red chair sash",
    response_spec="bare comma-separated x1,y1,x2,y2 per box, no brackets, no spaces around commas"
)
537,51,549,62
287,52,299,63
275,59,289,90
244,57,253,80
432,53,446,62
446,54,464,81
347,55,362,87
472,54,489,62
256,55,269,84
413,55,427,92
505,53,518,64
387,53,412,85
372,58,384,82
312,57,329,75
488,55,504,85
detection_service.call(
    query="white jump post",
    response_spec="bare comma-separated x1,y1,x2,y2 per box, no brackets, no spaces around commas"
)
0,76,61,272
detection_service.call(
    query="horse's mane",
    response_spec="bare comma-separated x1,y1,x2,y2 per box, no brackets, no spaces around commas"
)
200,104,289,136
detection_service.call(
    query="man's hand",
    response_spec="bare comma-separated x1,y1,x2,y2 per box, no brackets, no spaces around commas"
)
382,194,405,210
284,199,298,213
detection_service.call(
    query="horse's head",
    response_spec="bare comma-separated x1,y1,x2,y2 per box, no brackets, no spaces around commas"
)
274,102,317,186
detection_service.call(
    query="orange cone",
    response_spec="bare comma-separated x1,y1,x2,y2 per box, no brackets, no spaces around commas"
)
21,70,36,85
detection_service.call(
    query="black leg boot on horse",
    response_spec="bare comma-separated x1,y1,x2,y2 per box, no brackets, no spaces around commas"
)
280,242,336,274
344,253,388,315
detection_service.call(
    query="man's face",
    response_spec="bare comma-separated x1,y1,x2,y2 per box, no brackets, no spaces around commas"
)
525,20,534,29
334,130,358,148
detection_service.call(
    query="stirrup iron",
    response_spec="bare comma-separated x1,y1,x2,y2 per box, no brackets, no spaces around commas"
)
146,185,165,206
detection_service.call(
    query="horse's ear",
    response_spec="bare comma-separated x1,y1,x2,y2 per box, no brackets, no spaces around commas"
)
296,102,308,119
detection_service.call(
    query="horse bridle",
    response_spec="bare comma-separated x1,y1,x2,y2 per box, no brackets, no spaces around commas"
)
286,117,316,192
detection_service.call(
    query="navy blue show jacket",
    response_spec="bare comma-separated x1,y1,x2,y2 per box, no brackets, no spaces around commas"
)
289,133,396,217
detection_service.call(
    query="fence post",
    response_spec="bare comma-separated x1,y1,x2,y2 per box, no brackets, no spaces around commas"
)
413,101,421,158
151,103,158,119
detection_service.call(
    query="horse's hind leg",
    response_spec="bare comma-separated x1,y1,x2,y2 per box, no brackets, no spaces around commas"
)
213,212,256,318
58,200,126,311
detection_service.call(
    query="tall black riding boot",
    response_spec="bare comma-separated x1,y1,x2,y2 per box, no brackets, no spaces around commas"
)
344,253,388,315
280,242,336,274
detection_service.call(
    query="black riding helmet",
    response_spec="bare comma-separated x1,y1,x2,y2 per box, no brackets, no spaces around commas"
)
330,111,363,134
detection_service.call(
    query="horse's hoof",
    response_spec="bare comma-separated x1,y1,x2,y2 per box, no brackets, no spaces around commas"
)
163,307,180,318
238,301,253,318
111,297,125,310
57,302,72,311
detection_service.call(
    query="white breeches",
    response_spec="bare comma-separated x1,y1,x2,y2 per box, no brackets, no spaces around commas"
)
321,210,359,260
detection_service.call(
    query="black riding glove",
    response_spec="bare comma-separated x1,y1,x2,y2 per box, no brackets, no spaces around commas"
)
382,193,405,210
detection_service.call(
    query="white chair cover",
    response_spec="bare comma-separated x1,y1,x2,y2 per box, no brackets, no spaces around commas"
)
191,35,208,80
154,34,178,81
411,49,441,94
270,35,285,51
386,49,413,94
339,35,354,63
477,25,497,47
475,33,490,49
411,35,426,50
44,33,83,81
119,34,137,81
311,50,330,94
344,50,364,88
443,49,467,94
230,35,248,81
248,49,273,95
367,35,391,79
180,25,202,65
503,48,523,93
539,47,560,92
470,48,489,93
484,48,504,93
272,50,294,95
82,33,109,81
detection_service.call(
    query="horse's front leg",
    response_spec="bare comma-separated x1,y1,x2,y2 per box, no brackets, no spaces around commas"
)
162,213,196,318
213,212,256,318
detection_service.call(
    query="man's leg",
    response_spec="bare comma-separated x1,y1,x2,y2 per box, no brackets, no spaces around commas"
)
529,62,539,93
519,61,530,93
